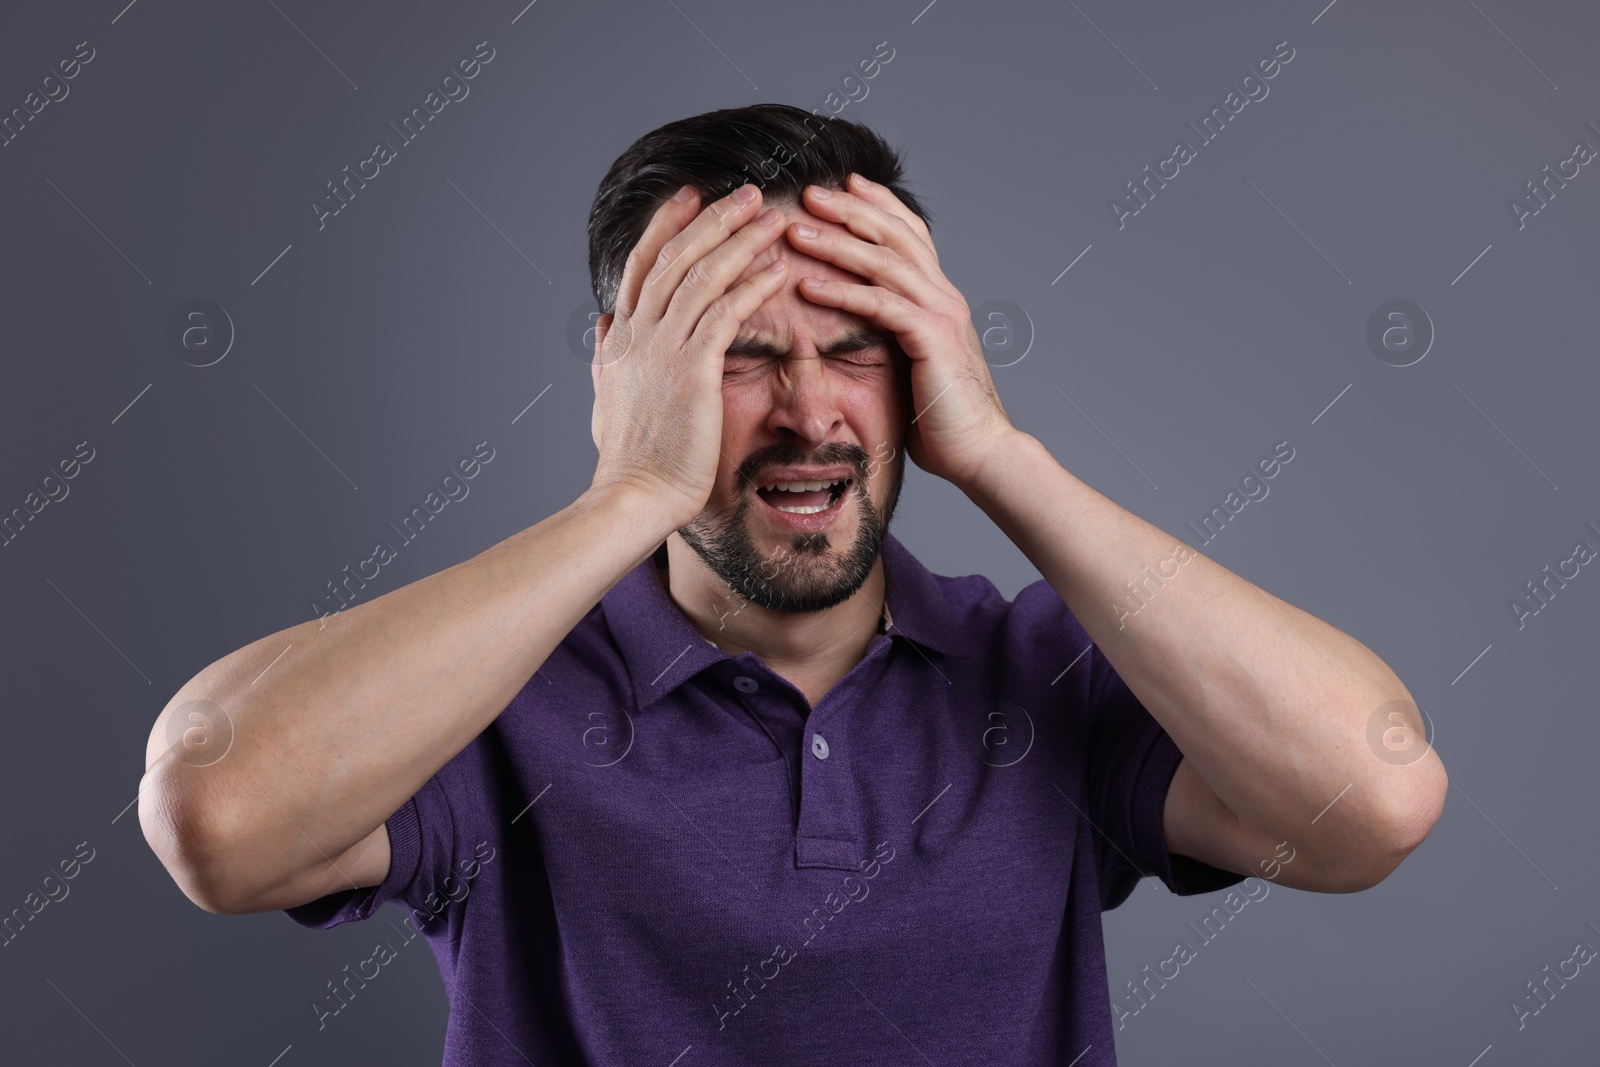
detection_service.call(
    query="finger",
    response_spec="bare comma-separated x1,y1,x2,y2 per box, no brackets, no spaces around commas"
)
687,257,789,495
846,172,935,249
808,174,937,267
660,205,788,334
787,222,952,309
801,184,937,278
591,312,611,383
590,313,610,450
687,256,789,355
594,309,640,369
633,184,769,324
795,277,928,344
800,184,959,307
613,185,701,321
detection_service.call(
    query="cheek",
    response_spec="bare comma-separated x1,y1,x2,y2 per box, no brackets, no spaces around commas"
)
838,383,903,468
855,368,904,418
720,380,769,431
717,386,766,489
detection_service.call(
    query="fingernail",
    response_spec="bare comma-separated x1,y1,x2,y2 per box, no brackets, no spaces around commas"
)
793,223,818,238
673,184,695,203
733,184,757,204
809,185,832,199
848,172,870,190
758,207,782,225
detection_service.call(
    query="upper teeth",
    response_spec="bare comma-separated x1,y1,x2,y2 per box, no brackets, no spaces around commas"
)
764,479,845,492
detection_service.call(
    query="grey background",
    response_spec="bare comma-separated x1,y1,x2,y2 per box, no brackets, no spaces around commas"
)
1,0,1595,1063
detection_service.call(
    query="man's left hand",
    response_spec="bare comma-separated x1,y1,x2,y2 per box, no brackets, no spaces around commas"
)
788,172,1019,492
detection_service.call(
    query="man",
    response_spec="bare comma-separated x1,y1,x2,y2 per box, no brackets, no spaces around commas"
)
140,103,1447,1065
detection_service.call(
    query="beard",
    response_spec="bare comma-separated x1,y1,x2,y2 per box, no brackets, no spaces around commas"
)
677,440,903,614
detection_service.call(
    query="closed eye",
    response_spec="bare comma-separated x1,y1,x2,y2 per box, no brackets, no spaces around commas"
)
724,353,888,374
725,329,899,370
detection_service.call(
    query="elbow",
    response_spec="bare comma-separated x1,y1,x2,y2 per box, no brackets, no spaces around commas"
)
1347,752,1450,891
1385,749,1449,862
137,763,251,916
143,684,259,914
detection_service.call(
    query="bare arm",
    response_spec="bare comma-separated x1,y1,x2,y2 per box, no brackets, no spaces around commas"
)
962,432,1447,892
140,179,789,915
139,486,673,914
778,174,1446,892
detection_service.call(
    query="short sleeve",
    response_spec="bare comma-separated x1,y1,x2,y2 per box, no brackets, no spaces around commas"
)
1084,649,1248,911
282,774,456,930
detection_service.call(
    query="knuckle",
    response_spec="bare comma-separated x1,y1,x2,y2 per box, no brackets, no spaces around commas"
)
699,299,730,327
683,258,714,290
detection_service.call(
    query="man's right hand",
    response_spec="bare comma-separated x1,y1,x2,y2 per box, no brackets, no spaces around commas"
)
143,185,796,918
589,182,790,532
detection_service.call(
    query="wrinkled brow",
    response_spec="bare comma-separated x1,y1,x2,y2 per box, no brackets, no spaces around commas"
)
726,327,898,358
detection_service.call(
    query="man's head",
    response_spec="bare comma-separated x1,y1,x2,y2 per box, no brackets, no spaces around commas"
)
587,104,933,614
587,104,932,317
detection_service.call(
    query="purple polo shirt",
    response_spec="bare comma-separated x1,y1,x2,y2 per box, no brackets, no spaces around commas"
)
285,530,1244,1065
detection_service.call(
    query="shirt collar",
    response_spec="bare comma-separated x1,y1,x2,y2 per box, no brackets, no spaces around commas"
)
600,530,966,710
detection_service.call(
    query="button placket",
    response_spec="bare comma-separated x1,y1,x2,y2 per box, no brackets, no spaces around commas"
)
794,706,863,870
723,652,881,872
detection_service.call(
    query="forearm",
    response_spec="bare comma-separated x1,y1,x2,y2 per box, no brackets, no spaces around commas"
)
140,483,671,897
961,431,1439,852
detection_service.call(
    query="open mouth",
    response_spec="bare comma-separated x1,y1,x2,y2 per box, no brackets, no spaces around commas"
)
754,476,851,515
745,473,851,531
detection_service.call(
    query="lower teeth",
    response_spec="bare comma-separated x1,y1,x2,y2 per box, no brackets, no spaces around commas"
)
772,484,844,515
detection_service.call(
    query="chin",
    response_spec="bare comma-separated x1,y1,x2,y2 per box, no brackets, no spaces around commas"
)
679,475,894,616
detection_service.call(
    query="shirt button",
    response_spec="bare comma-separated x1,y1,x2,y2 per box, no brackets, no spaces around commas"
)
811,733,830,760
733,675,759,694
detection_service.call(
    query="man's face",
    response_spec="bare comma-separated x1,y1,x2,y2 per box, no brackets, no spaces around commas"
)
677,195,911,614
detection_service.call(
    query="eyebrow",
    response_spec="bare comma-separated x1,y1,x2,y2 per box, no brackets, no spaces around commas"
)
725,327,898,359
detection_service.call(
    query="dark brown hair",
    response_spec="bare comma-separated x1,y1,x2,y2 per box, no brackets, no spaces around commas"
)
586,103,932,315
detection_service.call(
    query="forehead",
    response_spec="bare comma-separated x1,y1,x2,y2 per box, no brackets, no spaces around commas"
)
728,197,884,350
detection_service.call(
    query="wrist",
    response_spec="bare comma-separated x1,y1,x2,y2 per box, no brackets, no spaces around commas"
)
958,428,1046,504
578,479,683,550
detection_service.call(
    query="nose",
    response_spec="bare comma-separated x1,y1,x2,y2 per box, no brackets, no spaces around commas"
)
763,354,843,447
